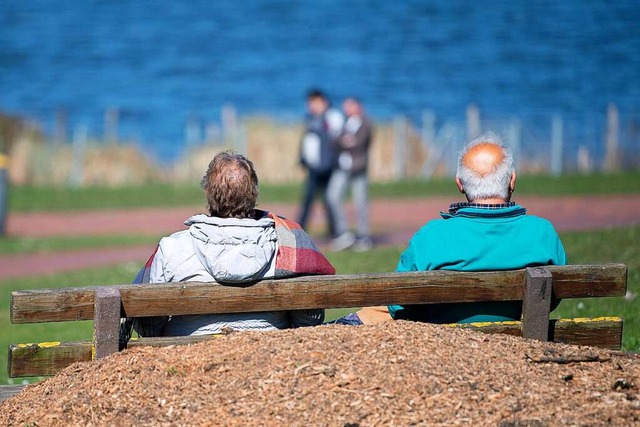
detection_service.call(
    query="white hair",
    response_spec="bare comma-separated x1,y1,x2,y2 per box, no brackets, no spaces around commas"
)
456,132,514,202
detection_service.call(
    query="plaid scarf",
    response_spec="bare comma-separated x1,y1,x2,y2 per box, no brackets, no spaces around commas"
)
120,212,334,346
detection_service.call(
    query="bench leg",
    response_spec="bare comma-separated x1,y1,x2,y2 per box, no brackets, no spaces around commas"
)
93,287,122,359
522,267,552,341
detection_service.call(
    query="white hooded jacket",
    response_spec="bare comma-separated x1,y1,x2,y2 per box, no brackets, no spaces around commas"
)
146,214,323,336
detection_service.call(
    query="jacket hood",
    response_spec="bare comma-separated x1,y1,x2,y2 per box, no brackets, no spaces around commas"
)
185,214,277,283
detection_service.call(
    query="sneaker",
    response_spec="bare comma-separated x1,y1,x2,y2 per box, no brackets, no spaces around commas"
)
331,231,356,251
353,236,373,252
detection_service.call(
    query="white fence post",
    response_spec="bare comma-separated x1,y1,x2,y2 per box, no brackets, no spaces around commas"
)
466,104,481,141
222,104,237,149
507,119,522,173
420,111,436,178
393,116,408,179
0,151,7,236
69,125,88,188
604,102,620,172
551,115,563,176
54,109,67,146
185,114,201,146
104,108,119,145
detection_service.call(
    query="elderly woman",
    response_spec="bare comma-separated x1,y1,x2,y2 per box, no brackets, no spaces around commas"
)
129,152,334,338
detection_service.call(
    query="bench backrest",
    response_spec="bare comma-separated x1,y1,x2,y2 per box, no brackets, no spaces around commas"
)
7,264,627,379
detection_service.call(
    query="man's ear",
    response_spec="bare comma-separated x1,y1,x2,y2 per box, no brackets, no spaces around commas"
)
509,171,517,196
455,176,465,194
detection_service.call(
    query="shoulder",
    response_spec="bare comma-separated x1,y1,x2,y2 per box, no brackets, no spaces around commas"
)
408,218,449,244
156,230,194,258
520,214,561,235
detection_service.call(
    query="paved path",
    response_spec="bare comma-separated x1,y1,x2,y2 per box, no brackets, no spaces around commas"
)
2,195,639,280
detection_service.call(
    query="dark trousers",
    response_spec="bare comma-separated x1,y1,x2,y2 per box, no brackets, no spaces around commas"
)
298,168,336,237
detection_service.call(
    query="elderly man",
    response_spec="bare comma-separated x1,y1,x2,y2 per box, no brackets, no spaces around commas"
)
334,132,566,325
124,152,335,339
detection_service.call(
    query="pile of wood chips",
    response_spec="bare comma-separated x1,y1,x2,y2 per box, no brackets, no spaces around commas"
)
1,321,638,426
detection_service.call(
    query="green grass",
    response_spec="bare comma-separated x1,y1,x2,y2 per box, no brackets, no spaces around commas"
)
553,225,640,351
0,234,161,255
8,183,206,212
1,225,638,385
7,171,640,212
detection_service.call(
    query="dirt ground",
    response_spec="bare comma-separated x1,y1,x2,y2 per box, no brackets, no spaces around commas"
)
2,194,639,280
1,321,638,426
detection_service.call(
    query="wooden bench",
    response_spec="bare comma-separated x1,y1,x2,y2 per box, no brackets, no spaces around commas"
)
4,264,627,395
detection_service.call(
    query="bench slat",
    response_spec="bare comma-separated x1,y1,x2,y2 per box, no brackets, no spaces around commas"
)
10,264,627,324
8,341,93,378
551,264,627,298
452,317,624,350
8,317,623,378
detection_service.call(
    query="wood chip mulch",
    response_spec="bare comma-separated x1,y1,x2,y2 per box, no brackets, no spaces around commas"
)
1,321,638,426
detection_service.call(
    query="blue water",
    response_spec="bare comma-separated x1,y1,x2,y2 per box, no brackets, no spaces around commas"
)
1,1,639,161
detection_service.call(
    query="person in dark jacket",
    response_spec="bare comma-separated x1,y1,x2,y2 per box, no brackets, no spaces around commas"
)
297,89,344,236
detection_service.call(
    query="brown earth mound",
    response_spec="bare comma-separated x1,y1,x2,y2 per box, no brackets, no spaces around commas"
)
1,321,638,426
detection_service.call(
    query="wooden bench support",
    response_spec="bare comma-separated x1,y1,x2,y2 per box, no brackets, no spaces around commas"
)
93,287,121,359
522,267,553,341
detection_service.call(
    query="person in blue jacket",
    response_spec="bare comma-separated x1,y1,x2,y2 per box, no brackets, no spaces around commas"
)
332,132,566,326
297,89,344,237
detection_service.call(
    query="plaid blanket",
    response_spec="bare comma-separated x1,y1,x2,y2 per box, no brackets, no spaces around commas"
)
120,211,334,346
133,210,334,283
265,211,335,277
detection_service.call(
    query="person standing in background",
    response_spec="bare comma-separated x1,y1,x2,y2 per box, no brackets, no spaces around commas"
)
327,97,374,251
297,89,344,236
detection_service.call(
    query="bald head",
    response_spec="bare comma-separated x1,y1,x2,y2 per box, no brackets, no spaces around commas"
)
462,142,506,176
456,133,516,203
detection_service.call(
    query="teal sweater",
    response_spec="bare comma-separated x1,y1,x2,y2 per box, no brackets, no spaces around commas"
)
389,204,566,323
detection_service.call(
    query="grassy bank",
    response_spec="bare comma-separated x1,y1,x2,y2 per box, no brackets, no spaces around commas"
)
1,225,637,385
7,171,640,212
0,234,161,256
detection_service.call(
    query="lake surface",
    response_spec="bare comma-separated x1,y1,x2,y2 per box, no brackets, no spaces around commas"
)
1,1,639,161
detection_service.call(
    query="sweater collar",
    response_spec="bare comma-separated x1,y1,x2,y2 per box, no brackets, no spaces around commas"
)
440,202,527,219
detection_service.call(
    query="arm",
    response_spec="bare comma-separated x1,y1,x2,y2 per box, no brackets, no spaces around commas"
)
350,119,372,150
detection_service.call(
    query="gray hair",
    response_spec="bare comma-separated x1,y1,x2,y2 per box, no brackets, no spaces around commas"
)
456,132,514,202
